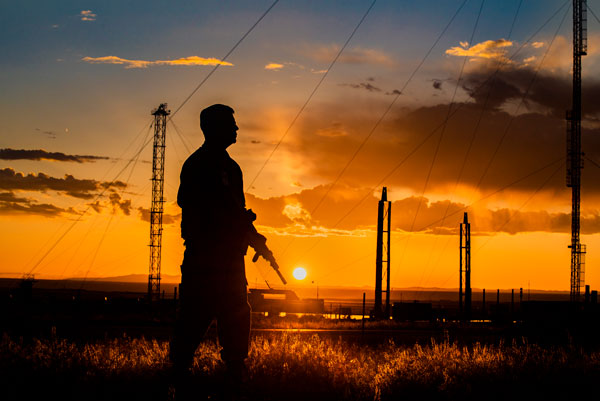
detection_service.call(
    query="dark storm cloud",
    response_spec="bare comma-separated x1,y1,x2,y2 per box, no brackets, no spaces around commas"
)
0,168,127,199
285,96,600,199
460,65,600,118
0,191,73,217
0,148,109,163
433,80,443,90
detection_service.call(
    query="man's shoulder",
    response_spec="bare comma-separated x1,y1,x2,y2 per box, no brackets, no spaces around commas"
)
182,147,209,170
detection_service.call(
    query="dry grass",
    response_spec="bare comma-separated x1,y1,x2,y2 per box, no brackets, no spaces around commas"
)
1,332,599,400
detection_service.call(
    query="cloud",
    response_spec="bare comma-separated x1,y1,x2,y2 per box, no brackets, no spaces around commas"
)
460,62,600,117
0,148,108,163
265,63,284,70
532,41,545,49
0,191,73,217
137,206,181,224
339,82,382,92
108,193,132,215
0,168,126,199
82,55,233,69
433,80,443,90
306,45,396,67
80,10,96,21
282,202,312,225
246,184,600,236
446,39,513,62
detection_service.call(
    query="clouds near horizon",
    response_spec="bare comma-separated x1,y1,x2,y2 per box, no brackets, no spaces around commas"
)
82,56,233,69
0,148,108,163
0,168,127,199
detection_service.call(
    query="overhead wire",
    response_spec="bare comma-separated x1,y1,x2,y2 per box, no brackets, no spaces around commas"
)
169,0,280,120
402,0,486,284
473,161,565,253
287,0,572,279
419,0,524,286
277,0,469,260
26,125,155,277
25,1,281,281
416,1,571,286
473,2,571,192
245,0,378,192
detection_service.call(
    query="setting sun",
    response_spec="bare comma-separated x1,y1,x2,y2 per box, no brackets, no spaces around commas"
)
293,267,307,280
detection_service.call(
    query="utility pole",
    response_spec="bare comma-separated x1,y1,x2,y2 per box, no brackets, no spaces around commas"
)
459,212,471,320
148,103,170,302
374,187,391,318
567,0,587,301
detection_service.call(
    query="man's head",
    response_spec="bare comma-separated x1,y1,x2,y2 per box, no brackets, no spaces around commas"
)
200,104,238,148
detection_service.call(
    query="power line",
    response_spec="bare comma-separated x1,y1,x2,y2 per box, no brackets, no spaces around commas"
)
27,127,155,276
416,157,565,232
419,0,524,287
246,0,378,192
308,0,469,219
409,0,487,287
170,0,280,119
473,161,564,253
473,2,571,192
278,0,469,259
408,0,486,236
297,0,572,259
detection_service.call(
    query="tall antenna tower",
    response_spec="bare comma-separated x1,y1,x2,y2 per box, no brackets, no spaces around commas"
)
148,103,170,302
567,1,587,301
459,212,471,320
374,187,391,318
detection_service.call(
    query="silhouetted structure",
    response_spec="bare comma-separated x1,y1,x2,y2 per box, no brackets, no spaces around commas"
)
148,103,170,302
373,187,391,318
459,212,471,320
567,0,587,301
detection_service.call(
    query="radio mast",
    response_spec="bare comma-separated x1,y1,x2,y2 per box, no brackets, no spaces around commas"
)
567,1,587,301
148,103,170,302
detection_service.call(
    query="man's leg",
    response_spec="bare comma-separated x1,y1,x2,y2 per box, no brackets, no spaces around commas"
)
216,281,251,383
170,281,214,374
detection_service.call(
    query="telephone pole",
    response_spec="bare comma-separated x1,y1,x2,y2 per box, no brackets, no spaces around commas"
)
459,212,471,320
374,187,391,318
148,103,170,302
567,1,587,301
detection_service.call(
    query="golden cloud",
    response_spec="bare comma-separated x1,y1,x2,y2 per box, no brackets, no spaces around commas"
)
265,63,284,70
446,39,513,62
80,10,96,21
82,55,233,69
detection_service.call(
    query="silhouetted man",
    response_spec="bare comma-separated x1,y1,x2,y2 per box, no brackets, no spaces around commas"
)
170,104,275,396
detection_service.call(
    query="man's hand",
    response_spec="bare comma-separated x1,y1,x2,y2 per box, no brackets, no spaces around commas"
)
250,232,287,285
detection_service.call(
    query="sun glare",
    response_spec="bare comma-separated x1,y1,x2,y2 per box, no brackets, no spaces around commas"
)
293,267,307,280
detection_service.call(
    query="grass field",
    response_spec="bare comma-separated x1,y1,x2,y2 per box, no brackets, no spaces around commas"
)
1,332,599,400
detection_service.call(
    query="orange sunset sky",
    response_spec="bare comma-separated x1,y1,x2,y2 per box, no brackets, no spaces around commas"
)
2,1,600,292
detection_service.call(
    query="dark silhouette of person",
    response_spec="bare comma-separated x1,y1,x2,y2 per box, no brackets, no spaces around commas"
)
169,104,275,397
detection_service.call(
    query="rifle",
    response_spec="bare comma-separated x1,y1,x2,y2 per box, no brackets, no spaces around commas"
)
245,209,287,285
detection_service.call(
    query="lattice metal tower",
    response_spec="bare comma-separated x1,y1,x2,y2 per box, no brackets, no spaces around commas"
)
148,103,170,302
459,212,471,320
374,187,391,318
567,1,587,301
